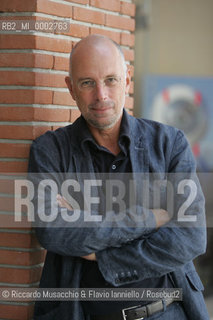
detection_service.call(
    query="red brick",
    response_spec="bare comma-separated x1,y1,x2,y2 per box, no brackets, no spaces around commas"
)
129,81,134,94
0,35,72,53
125,96,134,109
54,56,69,72
0,161,28,173
64,0,88,4
90,0,120,12
90,28,120,43
0,34,35,49
0,71,34,86
73,7,105,25
0,249,45,265
0,70,66,89
34,53,54,68
0,197,15,212
0,196,24,212
0,53,29,67
35,36,72,53
53,91,76,106
0,106,64,124
0,266,42,283
0,107,33,121
0,125,51,140
123,48,134,61
0,52,53,69
36,0,73,18
0,0,36,12
34,73,67,88
0,125,31,139
34,108,70,122
0,15,36,24
0,303,34,320
0,15,34,22
0,90,53,104
0,107,32,121
121,33,135,47
6,72,66,88
0,143,30,158
0,49,54,69
0,232,40,249
0,179,15,194
70,109,81,122
105,14,135,31
33,126,52,139
0,213,34,230
120,1,136,16
60,23,89,38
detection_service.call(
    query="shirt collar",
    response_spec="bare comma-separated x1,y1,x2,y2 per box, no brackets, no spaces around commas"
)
79,109,131,154
119,108,131,144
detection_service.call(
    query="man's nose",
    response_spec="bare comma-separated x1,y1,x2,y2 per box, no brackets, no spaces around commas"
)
95,82,108,101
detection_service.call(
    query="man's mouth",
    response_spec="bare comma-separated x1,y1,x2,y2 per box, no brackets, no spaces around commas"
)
89,102,114,112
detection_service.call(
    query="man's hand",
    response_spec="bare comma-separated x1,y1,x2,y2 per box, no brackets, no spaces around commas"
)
56,194,73,211
81,253,97,261
152,209,170,228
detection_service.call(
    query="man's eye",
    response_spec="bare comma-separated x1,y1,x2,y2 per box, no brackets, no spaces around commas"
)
81,80,95,87
105,77,119,86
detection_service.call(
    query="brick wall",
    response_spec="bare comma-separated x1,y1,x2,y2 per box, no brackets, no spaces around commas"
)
0,0,135,318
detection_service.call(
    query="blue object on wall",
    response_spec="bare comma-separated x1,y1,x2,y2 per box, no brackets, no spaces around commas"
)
142,75,213,171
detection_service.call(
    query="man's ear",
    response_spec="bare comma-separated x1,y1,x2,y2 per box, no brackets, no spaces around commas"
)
125,67,131,95
65,76,76,101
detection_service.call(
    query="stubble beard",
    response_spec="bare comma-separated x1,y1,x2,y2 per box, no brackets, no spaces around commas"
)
84,101,124,130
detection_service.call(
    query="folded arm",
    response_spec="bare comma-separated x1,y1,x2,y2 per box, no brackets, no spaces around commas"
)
84,131,207,280
28,141,157,257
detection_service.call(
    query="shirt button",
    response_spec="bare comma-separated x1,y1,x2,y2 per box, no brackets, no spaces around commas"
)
112,164,117,170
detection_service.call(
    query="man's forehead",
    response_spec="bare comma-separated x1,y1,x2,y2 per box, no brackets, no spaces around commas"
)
69,35,125,79
72,44,121,73
75,66,121,81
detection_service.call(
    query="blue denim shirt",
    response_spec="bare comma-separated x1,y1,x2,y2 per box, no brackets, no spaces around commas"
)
28,109,209,320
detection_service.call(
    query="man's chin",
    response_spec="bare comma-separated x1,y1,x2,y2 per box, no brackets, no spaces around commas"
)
87,117,119,130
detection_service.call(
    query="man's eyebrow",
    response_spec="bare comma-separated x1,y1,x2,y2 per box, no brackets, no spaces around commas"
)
105,74,119,78
78,74,119,81
78,77,93,81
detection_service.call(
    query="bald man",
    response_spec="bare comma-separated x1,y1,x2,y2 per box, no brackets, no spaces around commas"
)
28,35,209,320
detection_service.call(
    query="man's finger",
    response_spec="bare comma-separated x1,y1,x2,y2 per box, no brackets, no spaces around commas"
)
56,194,74,210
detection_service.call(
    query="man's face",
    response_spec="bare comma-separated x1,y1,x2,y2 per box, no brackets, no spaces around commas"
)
66,40,130,130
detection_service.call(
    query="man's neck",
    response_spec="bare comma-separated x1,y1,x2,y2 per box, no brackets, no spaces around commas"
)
88,118,122,155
